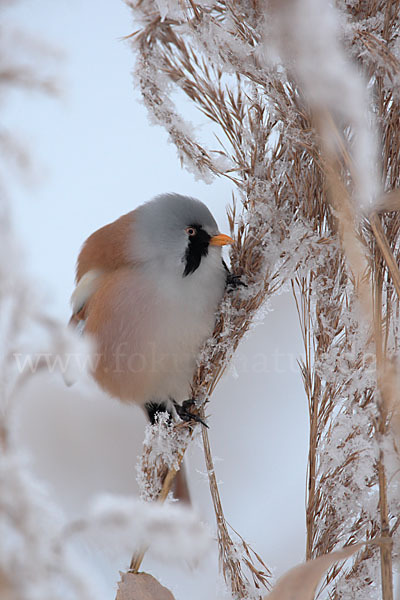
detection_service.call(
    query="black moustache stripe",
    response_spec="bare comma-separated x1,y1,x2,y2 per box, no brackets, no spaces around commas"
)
183,226,211,276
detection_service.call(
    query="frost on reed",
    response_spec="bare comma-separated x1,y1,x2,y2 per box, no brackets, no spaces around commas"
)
136,412,191,503
127,0,400,598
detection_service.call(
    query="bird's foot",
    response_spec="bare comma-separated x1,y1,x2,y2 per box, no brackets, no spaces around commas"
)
226,272,247,291
145,401,171,425
174,399,208,428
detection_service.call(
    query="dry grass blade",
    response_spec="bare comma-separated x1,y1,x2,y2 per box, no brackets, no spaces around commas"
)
376,190,400,213
200,406,272,597
369,211,400,300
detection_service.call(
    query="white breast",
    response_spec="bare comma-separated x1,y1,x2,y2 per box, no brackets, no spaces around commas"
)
139,248,226,404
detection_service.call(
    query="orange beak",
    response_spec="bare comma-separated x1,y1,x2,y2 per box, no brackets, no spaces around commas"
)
209,233,234,247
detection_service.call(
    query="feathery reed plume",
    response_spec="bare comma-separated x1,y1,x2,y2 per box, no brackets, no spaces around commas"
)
267,1,400,598
125,1,400,598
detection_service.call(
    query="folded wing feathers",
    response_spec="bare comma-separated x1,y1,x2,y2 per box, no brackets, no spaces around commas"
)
70,269,103,316
70,212,136,323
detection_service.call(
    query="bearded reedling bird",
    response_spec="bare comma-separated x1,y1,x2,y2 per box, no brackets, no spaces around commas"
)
69,193,234,501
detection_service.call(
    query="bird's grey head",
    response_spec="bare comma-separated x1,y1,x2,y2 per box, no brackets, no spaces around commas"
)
133,193,223,276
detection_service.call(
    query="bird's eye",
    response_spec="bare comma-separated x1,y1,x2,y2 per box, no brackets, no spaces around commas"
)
185,227,196,237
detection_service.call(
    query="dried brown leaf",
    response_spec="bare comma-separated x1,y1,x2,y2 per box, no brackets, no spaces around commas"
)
265,544,362,600
116,572,176,600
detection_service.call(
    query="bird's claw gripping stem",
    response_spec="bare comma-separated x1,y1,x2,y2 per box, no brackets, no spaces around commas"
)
226,273,247,290
174,399,208,428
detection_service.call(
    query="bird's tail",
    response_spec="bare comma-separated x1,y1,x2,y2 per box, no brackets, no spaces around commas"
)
173,461,191,504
